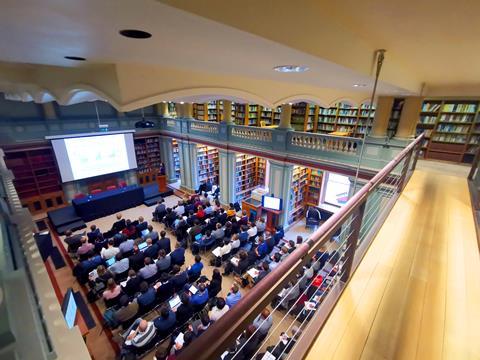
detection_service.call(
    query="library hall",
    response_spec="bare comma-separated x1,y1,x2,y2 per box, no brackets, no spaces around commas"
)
1,1,480,360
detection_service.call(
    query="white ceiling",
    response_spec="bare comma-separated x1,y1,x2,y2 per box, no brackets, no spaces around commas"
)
0,0,411,95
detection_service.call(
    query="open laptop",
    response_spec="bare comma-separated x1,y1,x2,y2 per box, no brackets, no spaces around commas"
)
168,295,181,311
141,229,150,237
194,233,203,242
106,257,116,267
138,242,148,251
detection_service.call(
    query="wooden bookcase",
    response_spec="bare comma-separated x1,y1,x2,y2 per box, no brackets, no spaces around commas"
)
4,147,65,214
172,139,181,179
234,154,266,201
304,169,323,206
317,106,338,133
134,136,162,185
193,101,223,122
259,106,281,127
288,166,308,224
197,145,219,184
232,103,261,126
193,103,207,121
416,99,479,163
387,98,405,138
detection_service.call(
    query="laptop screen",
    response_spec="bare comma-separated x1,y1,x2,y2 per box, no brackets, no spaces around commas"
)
138,242,148,251
106,257,116,267
141,229,150,237
169,295,181,310
195,233,202,242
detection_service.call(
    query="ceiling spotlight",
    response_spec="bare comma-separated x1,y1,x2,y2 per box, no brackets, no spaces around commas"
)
119,29,152,39
273,65,309,73
353,84,367,88
64,56,86,61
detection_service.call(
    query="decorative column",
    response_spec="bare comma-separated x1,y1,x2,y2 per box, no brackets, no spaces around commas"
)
267,160,294,227
395,97,423,139
177,140,199,192
42,102,57,120
277,104,292,130
184,103,194,119
175,103,184,118
159,136,177,183
222,100,233,124
370,96,394,138
218,149,236,205
156,103,170,118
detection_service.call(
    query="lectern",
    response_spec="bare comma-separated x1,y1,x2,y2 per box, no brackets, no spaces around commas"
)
156,174,167,193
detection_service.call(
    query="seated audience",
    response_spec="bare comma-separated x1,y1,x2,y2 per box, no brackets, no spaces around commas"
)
252,308,272,341
111,213,126,233
136,216,148,235
144,225,159,243
226,203,236,218
154,273,174,304
123,318,156,350
190,283,209,309
170,265,188,292
212,222,225,243
261,326,302,358
157,230,171,254
73,254,103,283
138,257,158,281
269,253,282,271
143,238,159,259
187,255,204,281
255,218,266,235
256,262,270,283
64,229,83,253
209,297,230,322
156,249,171,273
109,253,130,276
77,236,94,257
122,220,137,238
153,306,176,337
192,313,212,336
154,198,166,220
223,250,249,275
170,243,186,266
236,325,261,360
175,293,193,326
170,330,195,356
119,237,135,255
93,265,114,286
115,295,139,327
137,281,156,309
122,270,142,296
128,244,146,271
226,284,242,308
101,239,120,260
174,200,185,217
207,268,223,298
87,224,101,243
103,278,122,302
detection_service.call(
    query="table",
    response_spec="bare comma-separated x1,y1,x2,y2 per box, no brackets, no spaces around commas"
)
72,185,144,221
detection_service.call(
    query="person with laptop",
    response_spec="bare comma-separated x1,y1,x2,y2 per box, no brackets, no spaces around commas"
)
143,238,159,260
136,216,148,236
187,255,204,282
145,225,159,243
190,283,209,310
101,239,120,260
170,243,185,266
118,236,135,255
109,253,129,276
138,257,158,281
174,293,193,326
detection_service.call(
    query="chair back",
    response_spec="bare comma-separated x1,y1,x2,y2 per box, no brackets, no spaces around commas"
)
91,189,102,195
74,193,86,199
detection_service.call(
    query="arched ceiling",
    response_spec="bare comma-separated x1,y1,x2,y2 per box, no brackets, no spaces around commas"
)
0,0,476,110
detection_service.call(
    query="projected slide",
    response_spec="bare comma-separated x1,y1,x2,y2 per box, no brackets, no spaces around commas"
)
65,135,129,180
51,132,137,182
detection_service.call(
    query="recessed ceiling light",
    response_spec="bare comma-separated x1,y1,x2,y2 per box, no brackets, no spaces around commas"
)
64,56,86,61
273,65,309,73
353,84,367,88
180,101,185,104
119,29,152,39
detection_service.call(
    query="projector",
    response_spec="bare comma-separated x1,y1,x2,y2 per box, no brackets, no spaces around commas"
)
98,124,109,132
135,119,156,128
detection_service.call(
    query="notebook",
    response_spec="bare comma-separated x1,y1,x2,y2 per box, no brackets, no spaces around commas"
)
168,295,181,310
138,242,148,251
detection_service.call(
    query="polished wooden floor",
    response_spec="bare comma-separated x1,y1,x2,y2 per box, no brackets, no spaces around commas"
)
306,161,480,360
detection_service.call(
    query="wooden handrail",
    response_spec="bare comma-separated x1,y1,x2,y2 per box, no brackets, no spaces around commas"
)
177,134,424,360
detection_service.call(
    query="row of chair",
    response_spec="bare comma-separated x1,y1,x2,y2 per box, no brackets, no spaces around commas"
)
74,181,128,199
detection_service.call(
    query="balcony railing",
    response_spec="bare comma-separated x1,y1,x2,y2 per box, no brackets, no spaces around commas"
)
177,133,424,360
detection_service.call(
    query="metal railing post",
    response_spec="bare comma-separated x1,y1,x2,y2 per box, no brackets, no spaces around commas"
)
341,202,366,282
397,149,413,193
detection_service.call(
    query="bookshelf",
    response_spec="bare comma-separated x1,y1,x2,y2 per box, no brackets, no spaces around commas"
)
259,106,281,127
4,147,65,214
304,169,323,206
234,154,267,201
197,145,219,184
291,103,308,131
172,139,181,179
193,103,207,121
134,136,162,185
416,100,479,163
356,103,375,136
317,105,338,134
387,98,405,138
288,166,308,224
